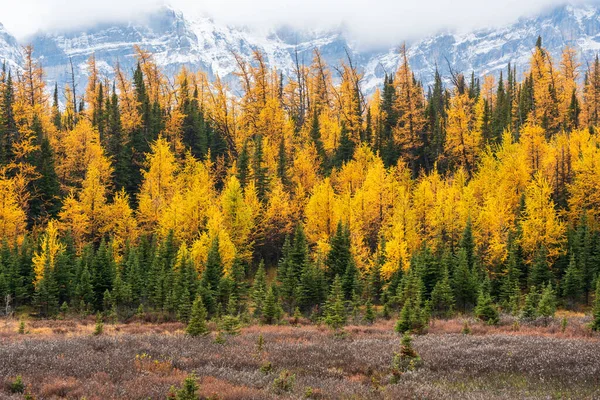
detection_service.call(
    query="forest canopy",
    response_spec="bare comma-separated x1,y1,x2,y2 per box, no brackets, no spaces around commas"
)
0,37,597,319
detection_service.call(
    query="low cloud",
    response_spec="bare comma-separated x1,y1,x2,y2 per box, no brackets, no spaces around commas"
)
0,0,593,49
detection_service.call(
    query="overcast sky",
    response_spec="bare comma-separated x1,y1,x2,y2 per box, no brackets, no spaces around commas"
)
0,0,593,48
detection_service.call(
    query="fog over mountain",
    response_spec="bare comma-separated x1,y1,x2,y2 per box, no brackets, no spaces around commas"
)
0,1,599,93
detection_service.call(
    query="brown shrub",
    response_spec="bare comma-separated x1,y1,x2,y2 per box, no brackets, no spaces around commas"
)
40,376,79,398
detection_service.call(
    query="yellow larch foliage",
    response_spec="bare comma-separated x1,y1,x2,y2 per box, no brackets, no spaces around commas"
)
290,144,320,198
520,172,565,261
445,89,482,172
32,220,65,285
190,206,237,275
568,129,600,224
115,63,142,134
260,179,295,248
134,46,165,105
519,124,547,173
59,162,109,249
582,56,600,128
158,156,214,242
0,175,27,244
55,119,112,191
137,137,178,232
382,183,419,277
529,41,560,131
220,175,255,262
348,151,396,250
558,47,580,130
337,62,363,140
84,54,100,121
470,133,529,264
393,45,426,159
101,190,139,256
305,177,340,255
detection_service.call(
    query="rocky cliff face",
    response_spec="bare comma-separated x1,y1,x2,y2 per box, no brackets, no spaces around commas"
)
1,3,600,93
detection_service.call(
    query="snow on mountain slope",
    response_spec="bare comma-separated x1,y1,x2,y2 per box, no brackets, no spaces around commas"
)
362,3,600,91
2,3,600,94
0,23,22,71
26,6,350,94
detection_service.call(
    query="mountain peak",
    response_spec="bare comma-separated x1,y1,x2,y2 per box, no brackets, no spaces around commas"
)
0,3,599,93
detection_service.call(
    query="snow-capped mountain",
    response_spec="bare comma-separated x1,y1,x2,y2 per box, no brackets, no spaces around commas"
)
0,22,23,71
2,3,600,94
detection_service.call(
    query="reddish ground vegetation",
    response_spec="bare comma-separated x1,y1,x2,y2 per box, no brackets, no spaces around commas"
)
1,316,599,399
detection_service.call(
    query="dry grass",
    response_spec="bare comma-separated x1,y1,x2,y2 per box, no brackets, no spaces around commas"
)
1,316,599,399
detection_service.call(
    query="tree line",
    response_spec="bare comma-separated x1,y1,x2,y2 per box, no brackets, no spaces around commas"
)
1,37,600,328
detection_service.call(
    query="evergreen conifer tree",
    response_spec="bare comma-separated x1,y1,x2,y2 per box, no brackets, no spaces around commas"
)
186,296,209,336
324,275,346,330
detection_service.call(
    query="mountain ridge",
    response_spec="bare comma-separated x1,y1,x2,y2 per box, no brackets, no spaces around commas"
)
1,3,600,93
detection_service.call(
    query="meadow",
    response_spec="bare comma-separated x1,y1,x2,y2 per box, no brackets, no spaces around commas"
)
1,314,599,399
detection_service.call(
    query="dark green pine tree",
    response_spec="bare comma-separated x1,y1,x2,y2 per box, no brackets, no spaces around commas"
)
276,136,288,185
499,230,523,306
123,247,143,304
452,247,479,312
537,282,556,321
75,262,95,310
379,74,399,167
567,88,581,130
368,240,384,304
474,276,499,325
251,260,268,318
252,135,269,201
297,262,327,314
333,123,355,168
521,286,540,320
324,275,346,330
425,67,446,167
93,82,105,139
529,246,552,288
326,222,353,285
51,83,62,131
491,71,508,143
517,73,534,133
230,257,247,311
280,226,310,312
262,283,281,325
309,110,327,171
53,246,75,307
342,257,359,302
460,218,475,270
237,140,250,189
413,244,439,299
106,83,131,195
562,253,583,309
0,68,16,165
186,296,209,336
590,279,600,331
27,115,61,222
34,256,59,318
363,108,373,145
200,238,224,316
127,63,154,194
277,235,294,311
15,237,36,307
92,240,116,310
395,268,427,334
111,270,132,315
429,264,454,318
180,75,205,159
174,249,198,322
574,216,594,296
